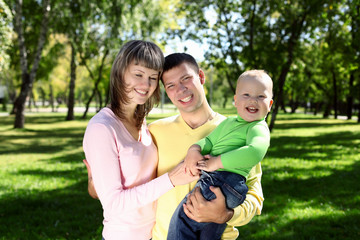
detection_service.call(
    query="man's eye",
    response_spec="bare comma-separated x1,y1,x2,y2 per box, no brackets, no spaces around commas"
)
136,74,142,77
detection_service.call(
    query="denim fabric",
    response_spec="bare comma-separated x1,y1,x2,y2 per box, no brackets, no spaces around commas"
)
167,171,248,240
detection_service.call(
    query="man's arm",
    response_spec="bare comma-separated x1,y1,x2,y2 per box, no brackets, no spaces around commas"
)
183,163,263,226
83,159,99,199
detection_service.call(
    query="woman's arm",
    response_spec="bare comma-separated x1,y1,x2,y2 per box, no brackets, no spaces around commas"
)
83,123,197,211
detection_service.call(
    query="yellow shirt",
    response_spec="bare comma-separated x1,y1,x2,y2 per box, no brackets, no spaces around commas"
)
149,113,264,240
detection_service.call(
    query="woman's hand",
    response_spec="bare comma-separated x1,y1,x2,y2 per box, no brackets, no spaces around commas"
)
168,161,199,186
83,159,99,199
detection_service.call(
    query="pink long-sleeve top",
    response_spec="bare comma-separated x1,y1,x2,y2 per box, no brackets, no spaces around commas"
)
83,107,173,240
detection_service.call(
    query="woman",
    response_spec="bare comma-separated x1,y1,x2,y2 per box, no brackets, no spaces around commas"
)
83,40,195,240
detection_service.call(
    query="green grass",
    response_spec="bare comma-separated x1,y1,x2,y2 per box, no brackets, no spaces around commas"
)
241,113,360,239
0,110,359,239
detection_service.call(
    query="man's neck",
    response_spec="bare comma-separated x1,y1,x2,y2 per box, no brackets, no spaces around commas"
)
181,105,216,129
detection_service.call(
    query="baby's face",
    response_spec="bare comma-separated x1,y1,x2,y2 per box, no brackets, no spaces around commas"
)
234,76,273,122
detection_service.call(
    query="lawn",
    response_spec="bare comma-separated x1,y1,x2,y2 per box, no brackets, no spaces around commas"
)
0,110,359,239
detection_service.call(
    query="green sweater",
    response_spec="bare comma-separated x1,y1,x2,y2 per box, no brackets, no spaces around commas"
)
197,115,270,178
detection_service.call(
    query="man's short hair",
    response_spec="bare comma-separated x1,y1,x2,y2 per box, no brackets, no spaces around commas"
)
163,53,199,73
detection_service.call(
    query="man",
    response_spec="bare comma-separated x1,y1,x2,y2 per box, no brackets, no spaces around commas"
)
149,53,263,239
85,53,264,239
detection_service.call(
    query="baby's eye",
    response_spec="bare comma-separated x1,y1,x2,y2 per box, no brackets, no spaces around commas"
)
258,95,265,99
243,93,250,97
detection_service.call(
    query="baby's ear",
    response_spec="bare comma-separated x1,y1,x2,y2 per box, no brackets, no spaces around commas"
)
269,99,274,109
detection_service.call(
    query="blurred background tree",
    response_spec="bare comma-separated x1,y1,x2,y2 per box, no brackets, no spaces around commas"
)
1,0,359,128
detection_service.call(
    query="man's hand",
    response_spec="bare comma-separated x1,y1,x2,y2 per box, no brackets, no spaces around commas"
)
83,159,99,199
183,186,234,224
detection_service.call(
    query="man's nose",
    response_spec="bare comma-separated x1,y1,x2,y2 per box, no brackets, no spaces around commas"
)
177,83,186,92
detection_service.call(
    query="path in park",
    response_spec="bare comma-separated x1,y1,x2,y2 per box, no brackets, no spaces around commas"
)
0,106,178,117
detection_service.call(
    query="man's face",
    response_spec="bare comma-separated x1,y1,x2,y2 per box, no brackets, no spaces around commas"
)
162,62,206,114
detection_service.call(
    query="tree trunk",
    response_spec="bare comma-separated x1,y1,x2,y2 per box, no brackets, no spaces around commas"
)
97,88,103,111
269,11,307,131
66,42,77,120
346,73,354,120
13,0,50,128
323,101,331,118
331,68,338,119
82,49,109,119
13,73,31,128
49,84,55,112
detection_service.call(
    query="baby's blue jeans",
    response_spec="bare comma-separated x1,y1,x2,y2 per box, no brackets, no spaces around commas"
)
167,170,248,240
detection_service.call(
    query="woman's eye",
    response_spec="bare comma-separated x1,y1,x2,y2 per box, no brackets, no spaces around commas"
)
150,78,157,81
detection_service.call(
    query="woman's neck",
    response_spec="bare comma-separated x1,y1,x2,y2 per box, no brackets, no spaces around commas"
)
122,103,137,122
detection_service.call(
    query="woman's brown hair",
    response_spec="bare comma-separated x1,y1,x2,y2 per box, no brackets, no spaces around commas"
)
109,40,164,129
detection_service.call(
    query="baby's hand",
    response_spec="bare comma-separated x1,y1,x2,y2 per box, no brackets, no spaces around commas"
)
184,145,203,176
197,155,223,172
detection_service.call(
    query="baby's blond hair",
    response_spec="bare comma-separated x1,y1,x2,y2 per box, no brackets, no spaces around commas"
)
236,70,273,96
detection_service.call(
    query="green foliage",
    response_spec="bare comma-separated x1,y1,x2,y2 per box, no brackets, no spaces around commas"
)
0,112,359,239
171,0,360,122
0,0,13,71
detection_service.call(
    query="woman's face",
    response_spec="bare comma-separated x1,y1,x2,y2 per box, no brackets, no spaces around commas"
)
123,61,159,106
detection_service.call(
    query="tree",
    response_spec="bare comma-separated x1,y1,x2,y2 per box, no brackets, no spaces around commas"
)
170,0,332,130
347,0,360,122
0,0,12,72
10,0,51,128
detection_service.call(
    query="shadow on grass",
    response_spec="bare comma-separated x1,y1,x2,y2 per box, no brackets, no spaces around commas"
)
0,114,103,238
0,150,102,239
0,179,103,239
267,130,360,161
240,160,360,240
273,121,359,130
0,126,86,156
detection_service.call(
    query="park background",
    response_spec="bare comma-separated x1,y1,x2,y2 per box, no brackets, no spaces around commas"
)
0,0,359,239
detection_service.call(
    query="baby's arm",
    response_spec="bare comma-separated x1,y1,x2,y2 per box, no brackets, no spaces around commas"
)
184,144,203,176
197,154,223,172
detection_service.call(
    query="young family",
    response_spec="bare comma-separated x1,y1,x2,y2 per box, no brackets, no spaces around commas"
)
82,40,273,240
